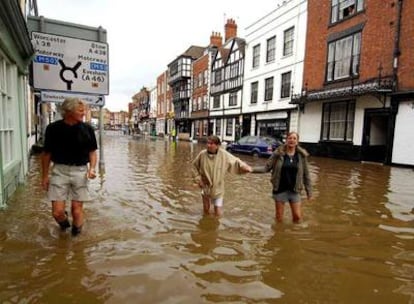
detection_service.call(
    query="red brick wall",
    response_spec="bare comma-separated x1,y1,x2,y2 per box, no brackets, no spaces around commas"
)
398,0,414,90
157,72,166,119
304,0,398,91
192,54,209,98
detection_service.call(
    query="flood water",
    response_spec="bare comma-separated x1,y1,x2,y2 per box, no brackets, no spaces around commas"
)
0,132,413,303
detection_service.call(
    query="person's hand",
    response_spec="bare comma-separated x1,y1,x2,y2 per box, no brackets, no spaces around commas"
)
241,164,253,173
41,177,49,191
87,168,97,179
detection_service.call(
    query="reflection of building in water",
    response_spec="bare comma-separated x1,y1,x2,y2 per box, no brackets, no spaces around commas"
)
386,167,414,222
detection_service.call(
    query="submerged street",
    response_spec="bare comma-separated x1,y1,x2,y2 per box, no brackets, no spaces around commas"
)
0,132,413,303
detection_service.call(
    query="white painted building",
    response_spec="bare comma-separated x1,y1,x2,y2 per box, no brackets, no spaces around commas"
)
241,0,307,140
0,0,34,206
149,85,157,134
392,101,414,166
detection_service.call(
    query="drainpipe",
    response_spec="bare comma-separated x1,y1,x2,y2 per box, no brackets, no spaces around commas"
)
393,0,403,90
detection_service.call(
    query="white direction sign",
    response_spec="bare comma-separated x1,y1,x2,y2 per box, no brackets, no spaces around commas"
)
32,32,109,95
41,91,105,107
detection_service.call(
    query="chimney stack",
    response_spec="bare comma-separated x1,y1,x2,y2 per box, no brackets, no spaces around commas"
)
225,18,237,42
210,31,223,48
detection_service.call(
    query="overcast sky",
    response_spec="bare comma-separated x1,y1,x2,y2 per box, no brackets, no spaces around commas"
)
36,0,279,111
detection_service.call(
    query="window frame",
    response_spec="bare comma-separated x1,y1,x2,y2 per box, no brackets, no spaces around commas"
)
229,92,237,106
213,95,220,108
331,0,364,24
250,81,258,104
283,27,294,56
216,119,221,135
326,31,361,82
0,54,17,167
264,77,274,101
266,36,276,63
213,69,222,84
252,44,260,68
321,100,355,141
280,71,292,98
226,118,233,136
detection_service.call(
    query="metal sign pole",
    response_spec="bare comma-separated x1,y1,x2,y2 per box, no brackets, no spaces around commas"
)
99,102,105,173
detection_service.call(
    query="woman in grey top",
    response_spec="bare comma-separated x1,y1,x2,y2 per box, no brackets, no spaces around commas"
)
252,132,312,223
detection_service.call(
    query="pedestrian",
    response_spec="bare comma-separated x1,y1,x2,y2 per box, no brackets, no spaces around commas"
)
252,131,312,223
171,127,177,142
41,97,98,236
192,135,252,217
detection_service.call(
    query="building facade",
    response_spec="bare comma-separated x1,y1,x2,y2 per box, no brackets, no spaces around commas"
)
389,0,414,166
0,0,34,206
131,87,150,134
168,46,205,141
210,19,245,143
156,71,167,136
292,0,409,165
190,32,222,142
242,0,307,141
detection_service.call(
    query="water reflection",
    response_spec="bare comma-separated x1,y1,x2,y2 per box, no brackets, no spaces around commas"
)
187,216,220,256
386,167,414,222
0,132,413,303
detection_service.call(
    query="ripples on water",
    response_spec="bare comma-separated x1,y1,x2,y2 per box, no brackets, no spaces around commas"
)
0,131,413,303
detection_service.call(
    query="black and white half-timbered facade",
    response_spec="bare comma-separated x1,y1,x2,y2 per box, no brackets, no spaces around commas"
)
168,46,205,140
210,19,245,143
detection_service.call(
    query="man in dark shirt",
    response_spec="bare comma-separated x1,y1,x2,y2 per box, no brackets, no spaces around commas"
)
41,97,98,236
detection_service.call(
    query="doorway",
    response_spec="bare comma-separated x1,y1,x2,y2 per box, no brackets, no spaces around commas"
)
361,109,390,163
241,115,251,137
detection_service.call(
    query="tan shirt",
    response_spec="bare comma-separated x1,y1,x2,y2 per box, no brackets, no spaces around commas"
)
192,148,247,199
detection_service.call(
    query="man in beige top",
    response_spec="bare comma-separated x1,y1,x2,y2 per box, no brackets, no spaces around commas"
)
192,135,252,216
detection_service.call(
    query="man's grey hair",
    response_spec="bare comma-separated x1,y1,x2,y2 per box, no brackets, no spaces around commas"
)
60,97,85,117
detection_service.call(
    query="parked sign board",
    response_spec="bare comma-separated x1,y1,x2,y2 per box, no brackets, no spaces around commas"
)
31,32,109,95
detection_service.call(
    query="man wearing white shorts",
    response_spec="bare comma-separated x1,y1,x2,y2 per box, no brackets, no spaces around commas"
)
41,98,97,236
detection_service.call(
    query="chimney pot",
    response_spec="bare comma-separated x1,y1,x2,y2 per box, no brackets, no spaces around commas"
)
225,18,237,42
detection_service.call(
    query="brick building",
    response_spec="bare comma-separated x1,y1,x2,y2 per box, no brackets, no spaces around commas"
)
293,0,413,165
131,87,151,133
191,32,222,142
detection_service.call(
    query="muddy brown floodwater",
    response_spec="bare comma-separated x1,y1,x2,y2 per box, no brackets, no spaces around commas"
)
0,131,413,303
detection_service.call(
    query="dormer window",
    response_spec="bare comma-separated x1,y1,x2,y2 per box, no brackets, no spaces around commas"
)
331,0,364,23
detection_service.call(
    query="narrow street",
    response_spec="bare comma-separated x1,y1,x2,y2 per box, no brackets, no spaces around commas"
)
0,132,413,303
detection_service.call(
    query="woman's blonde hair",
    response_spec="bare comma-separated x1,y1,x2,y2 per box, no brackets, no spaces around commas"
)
60,97,85,117
286,131,299,141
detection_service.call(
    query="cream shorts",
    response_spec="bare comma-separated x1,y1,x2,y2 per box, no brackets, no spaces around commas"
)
201,187,224,207
48,164,92,202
